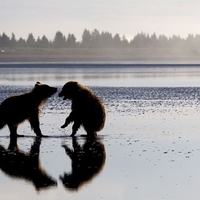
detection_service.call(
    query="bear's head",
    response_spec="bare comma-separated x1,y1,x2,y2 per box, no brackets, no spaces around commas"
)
58,81,79,100
33,82,57,99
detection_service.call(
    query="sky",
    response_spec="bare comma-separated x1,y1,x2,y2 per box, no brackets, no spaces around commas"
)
1,0,200,41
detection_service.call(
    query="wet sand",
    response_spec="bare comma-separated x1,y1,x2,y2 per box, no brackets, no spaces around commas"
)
1,85,200,199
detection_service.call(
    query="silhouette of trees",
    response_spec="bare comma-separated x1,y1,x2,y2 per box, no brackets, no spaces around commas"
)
11,33,17,47
35,35,49,48
53,31,66,48
168,35,184,49
158,35,169,48
26,33,35,47
121,35,129,48
82,29,92,48
1,33,10,47
91,29,101,48
130,32,149,48
81,29,127,48
66,34,76,48
1,29,200,50
113,34,121,48
17,37,26,47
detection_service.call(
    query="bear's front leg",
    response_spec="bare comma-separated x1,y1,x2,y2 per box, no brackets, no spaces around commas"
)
61,112,74,128
71,121,81,137
29,114,45,137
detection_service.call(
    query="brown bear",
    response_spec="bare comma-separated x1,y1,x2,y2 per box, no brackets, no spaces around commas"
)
0,82,57,137
58,81,106,138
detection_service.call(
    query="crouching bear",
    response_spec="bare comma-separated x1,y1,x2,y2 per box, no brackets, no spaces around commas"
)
0,82,57,137
59,81,106,138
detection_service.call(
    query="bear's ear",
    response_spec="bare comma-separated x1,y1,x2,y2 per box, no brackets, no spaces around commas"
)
73,81,78,86
35,81,41,87
71,81,79,89
67,81,78,87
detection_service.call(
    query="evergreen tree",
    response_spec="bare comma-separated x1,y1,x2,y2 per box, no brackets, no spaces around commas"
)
41,35,49,48
35,37,42,47
91,29,101,48
26,33,35,47
11,33,17,47
158,35,169,48
66,34,76,48
82,29,92,48
17,38,26,47
149,33,158,48
53,31,66,48
186,34,196,49
101,31,113,48
169,35,184,49
1,33,10,47
113,34,121,48
121,35,129,48
130,32,147,48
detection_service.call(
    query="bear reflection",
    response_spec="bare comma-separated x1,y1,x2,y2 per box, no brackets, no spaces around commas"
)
0,137,57,191
60,137,106,191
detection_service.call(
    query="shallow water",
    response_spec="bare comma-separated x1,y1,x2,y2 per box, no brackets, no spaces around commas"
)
1,63,200,87
1,64,200,199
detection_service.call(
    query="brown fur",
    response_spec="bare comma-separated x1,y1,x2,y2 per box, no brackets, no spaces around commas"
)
59,81,106,138
0,82,57,137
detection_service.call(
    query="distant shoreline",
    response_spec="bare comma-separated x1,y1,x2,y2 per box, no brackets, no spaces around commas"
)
1,47,200,64
1,63,200,68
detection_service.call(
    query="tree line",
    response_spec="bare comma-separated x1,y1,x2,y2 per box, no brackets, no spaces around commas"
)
1,29,200,49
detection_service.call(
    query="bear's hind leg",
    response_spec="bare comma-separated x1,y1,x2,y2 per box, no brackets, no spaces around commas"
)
8,124,23,137
84,124,97,139
86,129,97,140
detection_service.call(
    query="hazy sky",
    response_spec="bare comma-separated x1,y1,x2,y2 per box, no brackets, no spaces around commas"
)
1,0,200,41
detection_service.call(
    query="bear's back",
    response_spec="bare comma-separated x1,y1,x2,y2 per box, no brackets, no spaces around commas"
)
1,92,38,110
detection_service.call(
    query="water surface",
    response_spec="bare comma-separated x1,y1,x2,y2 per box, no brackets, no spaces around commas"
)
1,63,200,86
1,63,200,199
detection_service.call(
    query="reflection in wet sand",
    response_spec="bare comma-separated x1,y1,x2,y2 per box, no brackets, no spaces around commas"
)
60,137,106,191
0,137,57,191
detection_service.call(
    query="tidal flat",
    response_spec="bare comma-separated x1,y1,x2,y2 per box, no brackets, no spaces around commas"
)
1,64,200,199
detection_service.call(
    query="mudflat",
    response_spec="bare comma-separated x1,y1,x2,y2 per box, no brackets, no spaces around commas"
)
0,85,200,199
1,65,200,199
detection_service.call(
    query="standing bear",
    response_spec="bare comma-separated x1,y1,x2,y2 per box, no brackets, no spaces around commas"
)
0,82,57,137
59,81,106,138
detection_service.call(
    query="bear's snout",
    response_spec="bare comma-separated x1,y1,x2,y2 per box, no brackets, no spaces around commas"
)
58,91,67,100
58,91,63,97
53,87,58,93
49,87,57,96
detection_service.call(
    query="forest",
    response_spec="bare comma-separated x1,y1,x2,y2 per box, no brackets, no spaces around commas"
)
1,29,200,50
